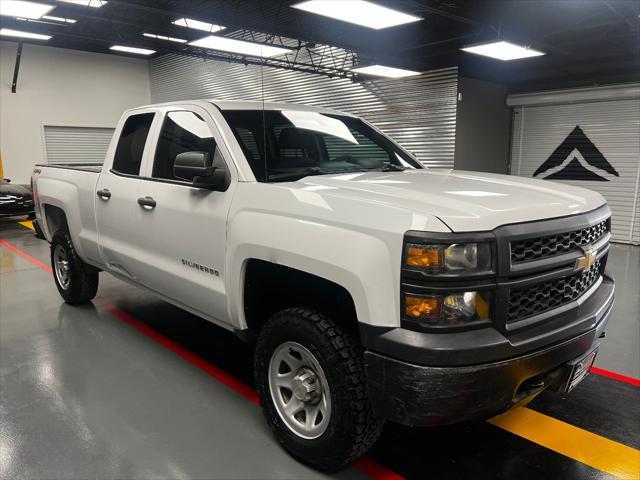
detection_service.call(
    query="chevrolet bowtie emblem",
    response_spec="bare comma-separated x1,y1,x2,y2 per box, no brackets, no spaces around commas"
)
576,249,597,270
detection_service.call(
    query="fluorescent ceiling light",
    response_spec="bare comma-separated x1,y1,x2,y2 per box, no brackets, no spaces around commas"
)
110,45,155,55
351,65,420,78
173,18,225,33
189,35,290,58
42,15,76,23
57,0,106,7
0,27,51,39
143,33,187,43
460,41,545,61
292,0,421,29
0,1,54,19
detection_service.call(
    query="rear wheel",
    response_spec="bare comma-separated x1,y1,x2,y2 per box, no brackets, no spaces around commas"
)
254,307,384,472
51,230,98,304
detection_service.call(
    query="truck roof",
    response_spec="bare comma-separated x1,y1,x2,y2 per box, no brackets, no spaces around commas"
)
127,99,355,117
211,100,354,116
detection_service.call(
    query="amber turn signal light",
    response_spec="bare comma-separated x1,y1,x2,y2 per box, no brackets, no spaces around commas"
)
405,245,442,268
403,291,491,326
404,295,442,319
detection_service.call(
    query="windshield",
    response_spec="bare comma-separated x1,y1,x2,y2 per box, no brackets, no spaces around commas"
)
221,109,423,183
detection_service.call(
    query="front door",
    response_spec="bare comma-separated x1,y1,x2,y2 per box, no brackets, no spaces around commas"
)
131,106,236,325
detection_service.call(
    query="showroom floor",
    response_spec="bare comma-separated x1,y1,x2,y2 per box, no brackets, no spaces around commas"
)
1,219,638,480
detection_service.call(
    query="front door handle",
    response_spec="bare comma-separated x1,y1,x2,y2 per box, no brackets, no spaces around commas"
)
137,196,156,209
97,189,111,200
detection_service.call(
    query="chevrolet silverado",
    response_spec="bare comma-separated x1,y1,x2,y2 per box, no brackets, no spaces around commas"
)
31,100,614,471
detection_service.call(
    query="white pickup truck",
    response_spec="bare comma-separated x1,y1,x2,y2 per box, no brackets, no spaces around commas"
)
32,100,614,471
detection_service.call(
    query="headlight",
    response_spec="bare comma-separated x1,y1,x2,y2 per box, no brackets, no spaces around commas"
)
403,291,491,327
405,242,492,274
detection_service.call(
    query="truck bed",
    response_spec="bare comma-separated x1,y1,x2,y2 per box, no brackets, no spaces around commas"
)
32,162,104,266
35,163,103,173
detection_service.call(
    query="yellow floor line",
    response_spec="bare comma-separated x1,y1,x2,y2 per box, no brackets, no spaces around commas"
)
488,407,640,479
18,220,34,231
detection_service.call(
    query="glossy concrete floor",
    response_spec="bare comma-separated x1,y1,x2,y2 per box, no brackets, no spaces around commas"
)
1,220,639,480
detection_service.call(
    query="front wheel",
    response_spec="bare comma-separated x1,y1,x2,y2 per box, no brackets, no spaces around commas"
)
51,230,99,304
254,307,384,472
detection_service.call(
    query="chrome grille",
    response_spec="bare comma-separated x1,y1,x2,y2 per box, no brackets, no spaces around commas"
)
507,260,602,322
511,221,608,264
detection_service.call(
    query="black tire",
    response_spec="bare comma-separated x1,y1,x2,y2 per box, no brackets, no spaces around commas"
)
254,307,384,472
50,230,99,304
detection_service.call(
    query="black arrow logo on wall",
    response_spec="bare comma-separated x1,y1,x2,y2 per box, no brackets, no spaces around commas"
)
533,126,619,181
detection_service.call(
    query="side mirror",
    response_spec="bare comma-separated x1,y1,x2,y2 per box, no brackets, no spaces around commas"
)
174,151,225,189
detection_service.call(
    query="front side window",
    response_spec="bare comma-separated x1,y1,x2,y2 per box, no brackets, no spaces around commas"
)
112,113,154,175
221,109,422,183
153,111,220,181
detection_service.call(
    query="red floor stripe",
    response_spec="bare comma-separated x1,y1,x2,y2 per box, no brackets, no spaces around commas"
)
0,237,402,480
352,456,405,480
0,239,52,274
94,299,260,405
590,366,640,387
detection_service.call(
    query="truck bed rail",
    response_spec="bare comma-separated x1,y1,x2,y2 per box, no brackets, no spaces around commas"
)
35,163,102,173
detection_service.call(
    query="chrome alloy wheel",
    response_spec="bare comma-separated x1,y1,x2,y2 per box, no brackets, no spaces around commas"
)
268,341,331,439
53,244,71,290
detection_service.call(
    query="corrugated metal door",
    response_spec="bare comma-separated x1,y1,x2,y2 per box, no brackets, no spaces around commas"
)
44,125,114,164
149,55,458,168
510,94,640,244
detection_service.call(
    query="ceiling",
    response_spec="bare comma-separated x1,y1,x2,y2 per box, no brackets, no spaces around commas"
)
1,0,639,91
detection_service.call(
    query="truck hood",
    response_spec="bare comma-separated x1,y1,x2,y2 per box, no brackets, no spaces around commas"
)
291,169,606,232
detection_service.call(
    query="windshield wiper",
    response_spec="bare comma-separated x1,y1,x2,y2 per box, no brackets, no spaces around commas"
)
267,167,321,181
268,167,344,182
267,164,407,182
380,164,407,172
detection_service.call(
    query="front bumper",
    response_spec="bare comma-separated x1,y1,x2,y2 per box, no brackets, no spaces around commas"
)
363,276,614,426
0,201,34,217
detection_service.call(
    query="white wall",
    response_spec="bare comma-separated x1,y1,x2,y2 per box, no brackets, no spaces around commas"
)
0,41,150,183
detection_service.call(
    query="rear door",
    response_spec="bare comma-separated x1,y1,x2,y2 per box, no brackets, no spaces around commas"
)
130,105,237,324
95,110,158,279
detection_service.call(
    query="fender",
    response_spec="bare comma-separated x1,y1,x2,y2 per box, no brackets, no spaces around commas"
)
226,194,450,330
229,214,390,329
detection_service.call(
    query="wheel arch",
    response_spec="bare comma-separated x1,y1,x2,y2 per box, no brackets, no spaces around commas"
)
43,204,69,238
242,259,360,340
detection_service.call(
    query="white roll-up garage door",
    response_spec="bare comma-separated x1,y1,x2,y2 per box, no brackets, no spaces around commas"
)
44,125,115,164
508,84,640,244
150,55,459,169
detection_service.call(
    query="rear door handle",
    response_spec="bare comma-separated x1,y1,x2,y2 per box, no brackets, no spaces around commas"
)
137,196,156,209
97,189,111,200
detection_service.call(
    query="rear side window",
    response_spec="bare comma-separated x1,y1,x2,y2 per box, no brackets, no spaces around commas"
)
112,113,155,175
152,111,218,180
